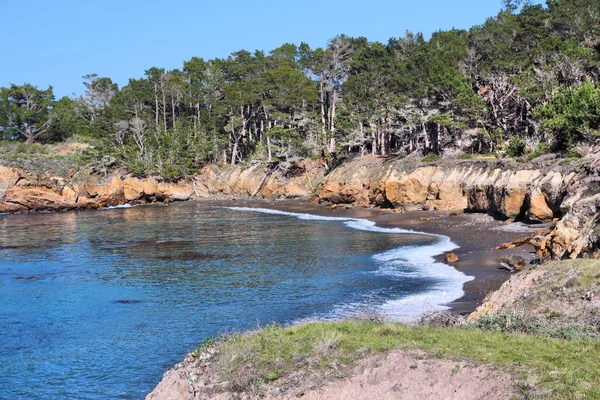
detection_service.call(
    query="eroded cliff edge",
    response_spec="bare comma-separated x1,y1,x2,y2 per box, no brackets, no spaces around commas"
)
1,155,598,261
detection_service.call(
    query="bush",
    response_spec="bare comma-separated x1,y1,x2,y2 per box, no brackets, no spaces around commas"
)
535,81,600,151
421,154,441,163
527,143,549,160
506,137,526,157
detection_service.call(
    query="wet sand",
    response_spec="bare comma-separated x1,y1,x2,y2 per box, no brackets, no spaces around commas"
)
195,198,545,314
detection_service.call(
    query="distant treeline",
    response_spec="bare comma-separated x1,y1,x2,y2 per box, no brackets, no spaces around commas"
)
1,0,599,177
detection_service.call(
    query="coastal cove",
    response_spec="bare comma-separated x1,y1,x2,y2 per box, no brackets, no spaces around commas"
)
0,200,523,400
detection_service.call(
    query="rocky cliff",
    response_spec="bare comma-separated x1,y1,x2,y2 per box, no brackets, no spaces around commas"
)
0,165,198,212
198,156,598,261
1,155,598,261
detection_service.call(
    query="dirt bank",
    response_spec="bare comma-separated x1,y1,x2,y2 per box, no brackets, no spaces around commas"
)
147,347,514,400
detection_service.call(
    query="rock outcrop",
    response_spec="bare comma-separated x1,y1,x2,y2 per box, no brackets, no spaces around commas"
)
311,159,568,223
0,165,198,213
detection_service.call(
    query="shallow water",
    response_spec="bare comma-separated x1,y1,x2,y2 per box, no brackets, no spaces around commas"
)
0,202,470,399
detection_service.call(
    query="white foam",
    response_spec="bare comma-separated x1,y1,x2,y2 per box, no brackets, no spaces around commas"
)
105,204,135,210
226,206,473,322
373,236,471,321
225,207,418,234
224,207,356,222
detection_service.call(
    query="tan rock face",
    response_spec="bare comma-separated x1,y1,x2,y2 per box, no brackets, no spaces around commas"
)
61,186,79,203
123,177,146,202
384,174,429,207
499,170,539,220
234,165,263,195
527,191,554,222
4,187,77,211
284,181,311,198
142,178,159,197
319,181,348,204
318,164,563,221
95,178,126,206
77,196,101,209
0,166,22,193
158,182,194,201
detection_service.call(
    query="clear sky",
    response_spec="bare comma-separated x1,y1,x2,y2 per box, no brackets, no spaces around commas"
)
1,0,508,98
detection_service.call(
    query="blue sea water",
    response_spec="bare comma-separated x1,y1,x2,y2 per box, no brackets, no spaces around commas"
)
0,202,471,399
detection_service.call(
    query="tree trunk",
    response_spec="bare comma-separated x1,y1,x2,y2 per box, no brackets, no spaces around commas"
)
422,122,429,151
328,137,336,154
319,78,326,141
154,88,160,133
330,89,337,133
161,79,167,133
171,95,176,130
371,122,377,156
231,135,239,166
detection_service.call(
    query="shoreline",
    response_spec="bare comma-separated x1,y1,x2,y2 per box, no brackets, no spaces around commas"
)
0,194,540,314
192,197,541,314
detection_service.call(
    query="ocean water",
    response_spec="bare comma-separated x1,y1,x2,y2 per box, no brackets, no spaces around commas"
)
0,203,471,399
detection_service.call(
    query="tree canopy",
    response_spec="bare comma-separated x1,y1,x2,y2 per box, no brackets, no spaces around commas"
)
1,0,599,177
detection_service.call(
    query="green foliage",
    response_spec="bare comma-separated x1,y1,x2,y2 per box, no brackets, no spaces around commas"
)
0,84,56,143
421,154,440,162
474,311,599,340
536,81,600,151
506,136,526,157
4,0,600,174
527,142,550,159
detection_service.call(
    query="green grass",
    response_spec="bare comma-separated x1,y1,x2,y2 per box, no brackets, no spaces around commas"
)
421,154,441,163
201,321,600,399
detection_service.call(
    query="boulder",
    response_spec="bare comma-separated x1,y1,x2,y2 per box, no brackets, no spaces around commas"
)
4,187,77,211
95,178,125,206
77,196,101,209
123,176,146,202
319,180,347,204
61,186,78,203
157,182,194,201
445,252,459,263
526,190,554,223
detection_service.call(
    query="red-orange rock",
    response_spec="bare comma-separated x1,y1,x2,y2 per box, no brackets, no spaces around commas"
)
4,187,77,211
526,191,554,223
0,202,27,213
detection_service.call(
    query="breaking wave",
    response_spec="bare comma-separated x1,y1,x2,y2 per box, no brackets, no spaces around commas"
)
226,207,473,322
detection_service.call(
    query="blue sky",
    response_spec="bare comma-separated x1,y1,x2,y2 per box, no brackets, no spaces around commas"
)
1,0,509,98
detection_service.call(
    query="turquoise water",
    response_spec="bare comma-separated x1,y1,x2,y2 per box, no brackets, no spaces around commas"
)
0,203,469,399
